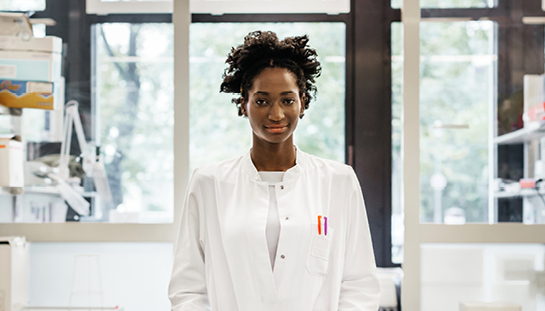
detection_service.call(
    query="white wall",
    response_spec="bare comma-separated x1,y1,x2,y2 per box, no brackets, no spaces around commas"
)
29,242,172,311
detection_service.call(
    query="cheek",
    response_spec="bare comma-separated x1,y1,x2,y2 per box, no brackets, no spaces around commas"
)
247,111,263,129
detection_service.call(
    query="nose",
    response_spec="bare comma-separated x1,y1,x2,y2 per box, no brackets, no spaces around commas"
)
268,102,284,121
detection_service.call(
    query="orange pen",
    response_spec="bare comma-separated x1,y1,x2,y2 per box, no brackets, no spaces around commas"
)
318,215,322,235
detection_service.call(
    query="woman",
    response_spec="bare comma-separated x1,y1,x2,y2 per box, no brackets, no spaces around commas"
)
169,31,380,311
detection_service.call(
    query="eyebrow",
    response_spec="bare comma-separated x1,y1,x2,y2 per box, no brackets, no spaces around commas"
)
253,91,297,96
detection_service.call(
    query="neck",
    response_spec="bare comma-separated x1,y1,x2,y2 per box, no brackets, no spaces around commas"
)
251,137,296,172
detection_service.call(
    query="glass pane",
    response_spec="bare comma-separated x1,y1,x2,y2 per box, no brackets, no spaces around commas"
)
94,23,174,223
189,23,346,173
392,0,496,8
29,242,172,310
391,22,403,264
419,21,495,224
421,243,545,311
0,0,45,11
391,21,496,261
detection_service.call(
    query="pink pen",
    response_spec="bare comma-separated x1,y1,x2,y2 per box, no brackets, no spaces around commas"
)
324,217,327,236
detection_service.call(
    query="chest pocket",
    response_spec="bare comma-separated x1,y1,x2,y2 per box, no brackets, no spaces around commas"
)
306,225,334,275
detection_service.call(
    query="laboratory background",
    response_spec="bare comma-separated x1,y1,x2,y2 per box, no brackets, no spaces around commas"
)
0,0,544,310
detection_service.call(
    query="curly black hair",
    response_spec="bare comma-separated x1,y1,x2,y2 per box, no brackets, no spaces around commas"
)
220,31,322,117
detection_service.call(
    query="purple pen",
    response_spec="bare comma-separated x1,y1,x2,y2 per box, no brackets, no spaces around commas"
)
324,216,327,236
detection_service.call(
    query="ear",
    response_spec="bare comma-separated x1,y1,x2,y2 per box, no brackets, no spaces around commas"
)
299,94,306,117
241,99,248,117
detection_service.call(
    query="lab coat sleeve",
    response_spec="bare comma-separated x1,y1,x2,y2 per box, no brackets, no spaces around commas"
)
169,170,210,311
338,168,381,311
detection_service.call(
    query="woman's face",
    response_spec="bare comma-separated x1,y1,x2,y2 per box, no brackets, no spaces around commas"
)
243,67,304,147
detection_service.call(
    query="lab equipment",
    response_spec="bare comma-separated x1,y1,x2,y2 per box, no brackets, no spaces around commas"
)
57,100,112,216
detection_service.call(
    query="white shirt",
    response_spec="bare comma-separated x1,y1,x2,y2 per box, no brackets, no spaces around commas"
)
259,171,285,269
169,148,380,311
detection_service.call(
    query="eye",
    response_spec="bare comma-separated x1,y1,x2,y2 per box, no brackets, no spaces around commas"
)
255,99,268,106
283,98,296,105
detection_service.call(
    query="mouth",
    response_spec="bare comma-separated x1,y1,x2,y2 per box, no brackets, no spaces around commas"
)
265,125,288,134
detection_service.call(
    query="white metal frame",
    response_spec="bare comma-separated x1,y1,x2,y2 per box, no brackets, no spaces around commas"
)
86,0,173,15
85,0,349,15
401,0,545,310
0,0,190,243
401,0,421,309
190,0,349,15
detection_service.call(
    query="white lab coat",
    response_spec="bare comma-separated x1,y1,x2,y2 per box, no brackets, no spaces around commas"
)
169,148,380,311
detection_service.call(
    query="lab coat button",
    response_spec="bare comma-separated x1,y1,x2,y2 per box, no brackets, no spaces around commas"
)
280,254,285,259
280,185,284,190
285,216,289,220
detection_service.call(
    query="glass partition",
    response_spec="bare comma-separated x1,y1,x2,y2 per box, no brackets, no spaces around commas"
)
392,20,496,224
392,20,497,262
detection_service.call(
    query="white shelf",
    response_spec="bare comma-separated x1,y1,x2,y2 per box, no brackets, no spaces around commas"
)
494,189,545,199
0,186,96,197
494,121,545,145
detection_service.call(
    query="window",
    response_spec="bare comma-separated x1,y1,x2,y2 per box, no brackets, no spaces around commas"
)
419,21,495,224
398,1,545,309
93,23,174,223
392,19,497,262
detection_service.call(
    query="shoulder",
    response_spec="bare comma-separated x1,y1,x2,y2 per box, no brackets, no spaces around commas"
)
190,154,245,184
300,150,355,178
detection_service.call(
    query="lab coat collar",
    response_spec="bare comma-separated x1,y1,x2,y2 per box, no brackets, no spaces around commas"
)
242,145,304,183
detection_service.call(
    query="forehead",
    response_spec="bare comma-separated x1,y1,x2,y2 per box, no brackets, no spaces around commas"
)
250,67,299,93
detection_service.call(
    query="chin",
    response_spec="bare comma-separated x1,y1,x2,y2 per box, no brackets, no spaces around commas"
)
260,134,292,145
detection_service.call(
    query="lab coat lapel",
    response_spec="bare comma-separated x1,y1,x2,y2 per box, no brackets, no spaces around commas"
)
220,151,279,310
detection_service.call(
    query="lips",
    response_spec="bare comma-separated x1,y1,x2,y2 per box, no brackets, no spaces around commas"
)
265,125,288,134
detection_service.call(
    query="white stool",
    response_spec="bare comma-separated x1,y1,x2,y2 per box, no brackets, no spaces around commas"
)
378,277,397,311
377,267,402,311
